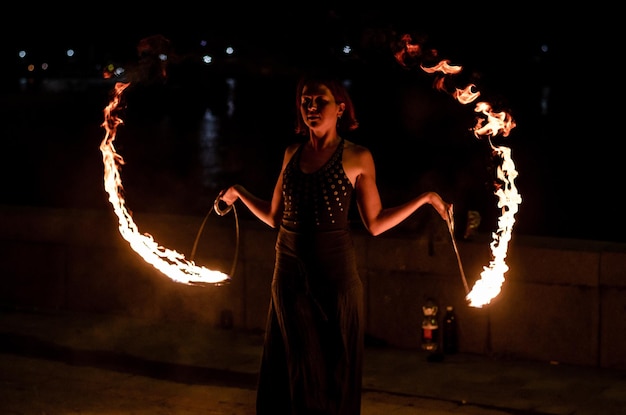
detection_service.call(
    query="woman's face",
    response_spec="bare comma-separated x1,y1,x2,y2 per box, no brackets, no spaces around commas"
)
300,83,344,133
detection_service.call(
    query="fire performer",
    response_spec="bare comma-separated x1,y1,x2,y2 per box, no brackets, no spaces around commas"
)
217,70,451,415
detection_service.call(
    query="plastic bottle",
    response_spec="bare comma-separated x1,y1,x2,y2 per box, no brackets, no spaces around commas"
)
442,305,458,354
421,299,439,351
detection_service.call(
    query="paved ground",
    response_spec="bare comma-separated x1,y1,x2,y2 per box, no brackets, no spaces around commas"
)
2,354,513,415
1,308,626,415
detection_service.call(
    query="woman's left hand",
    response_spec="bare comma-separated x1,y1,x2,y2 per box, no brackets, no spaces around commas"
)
429,192,452,222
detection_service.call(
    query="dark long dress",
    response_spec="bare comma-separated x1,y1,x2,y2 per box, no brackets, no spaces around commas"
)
256,139,364,415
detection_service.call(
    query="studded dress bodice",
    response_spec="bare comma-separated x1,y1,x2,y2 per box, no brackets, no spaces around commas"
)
281,139,353,232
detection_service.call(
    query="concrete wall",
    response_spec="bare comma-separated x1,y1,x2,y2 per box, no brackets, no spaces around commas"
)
1,205,625,370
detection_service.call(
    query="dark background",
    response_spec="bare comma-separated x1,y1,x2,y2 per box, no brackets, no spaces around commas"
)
1,4,623,243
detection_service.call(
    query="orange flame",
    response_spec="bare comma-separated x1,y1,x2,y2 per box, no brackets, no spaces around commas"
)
452,84,480,104
473,102,516,138
466,143,520,307
395,34,521,307
421,59,463,75
99,82,229,285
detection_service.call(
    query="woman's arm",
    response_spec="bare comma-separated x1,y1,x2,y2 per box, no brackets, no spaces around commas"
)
218,144,297,228
353,147,451,236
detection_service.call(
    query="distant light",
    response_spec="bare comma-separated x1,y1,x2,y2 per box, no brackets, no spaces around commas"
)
41,63,49,71
200,39,208,47
158,53,168,61
18,50,26,58
66,49,75,57
226,78,236,118
225,46,234,55
202,54,213,64
342,45,352,55
27,64,35,72
541,43,549,53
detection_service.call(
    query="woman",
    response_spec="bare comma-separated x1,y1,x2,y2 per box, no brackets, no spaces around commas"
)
218,71,451,415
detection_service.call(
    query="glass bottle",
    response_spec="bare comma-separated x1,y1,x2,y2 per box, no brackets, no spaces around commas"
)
421,299,439,351
443,305,458,354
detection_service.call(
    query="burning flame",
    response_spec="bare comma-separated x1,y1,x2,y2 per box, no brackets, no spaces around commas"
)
467,143,520,307
99,82,229,285
395,34,521,307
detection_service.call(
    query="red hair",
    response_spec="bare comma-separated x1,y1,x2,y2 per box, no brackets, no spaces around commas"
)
294,72,359,136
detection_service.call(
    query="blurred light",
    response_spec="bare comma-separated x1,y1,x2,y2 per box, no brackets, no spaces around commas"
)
225,46,234,55
27,64,35,72
158,53,168,61
18,50,26,58
226,78,236,117
202,54,213,64
66,49,75,57
103,62,126,79
342,44,352,55
541,86,550,116
200,39,208,47
41,63,49,71
541,43,549,53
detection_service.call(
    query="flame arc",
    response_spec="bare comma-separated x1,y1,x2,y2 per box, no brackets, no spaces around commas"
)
396,34,522,308
100,82,229,285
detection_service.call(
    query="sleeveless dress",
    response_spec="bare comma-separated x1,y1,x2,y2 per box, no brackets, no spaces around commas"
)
256,139,364,415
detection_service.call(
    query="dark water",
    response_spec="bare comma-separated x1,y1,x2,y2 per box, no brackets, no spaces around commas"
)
2,71,623,244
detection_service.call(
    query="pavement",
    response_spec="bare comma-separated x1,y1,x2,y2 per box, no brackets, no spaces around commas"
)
1,308,625,415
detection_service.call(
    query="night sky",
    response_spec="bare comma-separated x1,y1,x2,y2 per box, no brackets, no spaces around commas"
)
2,5,623,243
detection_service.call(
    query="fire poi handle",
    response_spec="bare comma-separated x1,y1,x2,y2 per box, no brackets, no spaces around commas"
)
446,205,470,294
214,196,233,216
189,196,240,282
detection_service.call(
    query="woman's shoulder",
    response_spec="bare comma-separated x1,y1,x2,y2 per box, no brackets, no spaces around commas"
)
285,142,302,156
280,142,302,167
343,139,372,158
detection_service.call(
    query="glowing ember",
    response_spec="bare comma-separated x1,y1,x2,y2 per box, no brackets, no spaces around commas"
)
99,82,229,285
395,34,522,307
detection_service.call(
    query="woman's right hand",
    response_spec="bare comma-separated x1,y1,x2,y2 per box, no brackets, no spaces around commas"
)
218,186,240,206
214,186,241,216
